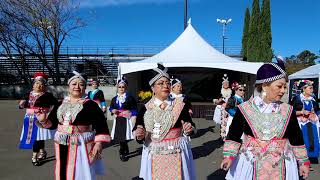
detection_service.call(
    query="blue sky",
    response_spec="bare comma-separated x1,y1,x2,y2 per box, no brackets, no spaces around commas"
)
67,0,320,57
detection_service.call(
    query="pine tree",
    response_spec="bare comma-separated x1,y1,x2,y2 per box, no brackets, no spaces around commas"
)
247,0,260,62
241,7,250,61
260,0,273,62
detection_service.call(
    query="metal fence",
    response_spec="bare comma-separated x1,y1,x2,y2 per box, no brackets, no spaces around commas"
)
0,45,242,85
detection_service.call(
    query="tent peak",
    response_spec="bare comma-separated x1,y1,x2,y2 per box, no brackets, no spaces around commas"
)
187,18,192,25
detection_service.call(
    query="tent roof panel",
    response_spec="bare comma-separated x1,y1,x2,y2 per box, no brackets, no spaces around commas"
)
288,64,320,79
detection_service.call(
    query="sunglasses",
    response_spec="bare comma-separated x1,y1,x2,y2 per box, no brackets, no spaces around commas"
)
118,86,125,88
238,89,245,92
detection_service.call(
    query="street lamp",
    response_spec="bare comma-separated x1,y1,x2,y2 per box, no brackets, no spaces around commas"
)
216,18,232,54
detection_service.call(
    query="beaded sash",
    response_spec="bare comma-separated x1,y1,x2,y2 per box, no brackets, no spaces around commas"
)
241,135,291,180
147,128,183,155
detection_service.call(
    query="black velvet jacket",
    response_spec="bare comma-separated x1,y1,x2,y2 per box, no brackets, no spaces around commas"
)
109,94,138,116
24,92,58,108
88,89,106,102
290,94,319,113
47,100,110,135
226,107,304,146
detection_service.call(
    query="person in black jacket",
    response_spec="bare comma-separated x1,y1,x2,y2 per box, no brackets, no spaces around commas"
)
290,80,320,165
35,71,111,180
133,64,196,180
220,60,310,179
169,77,193,115
109,76,138,162
87,79,107,113
18,72,58,166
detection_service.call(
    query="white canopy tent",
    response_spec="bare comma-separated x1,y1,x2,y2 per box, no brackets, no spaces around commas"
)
288,64,320,99
118,22,264,102
288,64,320,80
119,22,263,75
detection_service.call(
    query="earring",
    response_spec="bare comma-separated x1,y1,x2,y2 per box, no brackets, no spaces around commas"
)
262,89,267,99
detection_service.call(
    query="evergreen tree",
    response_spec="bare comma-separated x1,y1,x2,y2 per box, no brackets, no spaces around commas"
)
247,0,261,62
241,7,250,61
260,0,273,62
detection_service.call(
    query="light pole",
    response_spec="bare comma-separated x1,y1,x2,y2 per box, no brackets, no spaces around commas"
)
216,18,232,54
184,0,188,30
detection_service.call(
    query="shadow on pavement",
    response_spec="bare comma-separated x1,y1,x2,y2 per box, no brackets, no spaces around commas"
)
192,138,223,160
39,155,55,166
207,168,227,180
127,147,142,159
132,176,143,180
191,126,215,139
103,141,116,149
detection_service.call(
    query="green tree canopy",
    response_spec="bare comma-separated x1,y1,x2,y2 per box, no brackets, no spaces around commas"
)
260,0,273,62
241,7,250,61
247,0,261,62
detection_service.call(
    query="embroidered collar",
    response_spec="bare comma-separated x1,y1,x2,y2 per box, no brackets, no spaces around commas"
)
89,89,99,99
92,89,99,94
31,91,43,96
154,97,172,107
169,92,183,99
253,96,280,113
221,88,232,100
116,93,127,107
234,94,242,99
234,94,244,104
300,93,315,102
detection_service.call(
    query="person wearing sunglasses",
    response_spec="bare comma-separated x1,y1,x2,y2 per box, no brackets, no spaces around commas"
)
109,76,138,162
133,63,196,180
221,59,309,180
87,79,107,113
220,81,246,141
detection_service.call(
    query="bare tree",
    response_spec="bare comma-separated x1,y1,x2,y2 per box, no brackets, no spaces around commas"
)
0,0,85,84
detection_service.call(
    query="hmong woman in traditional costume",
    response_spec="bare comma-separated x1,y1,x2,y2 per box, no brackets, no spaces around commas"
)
290,80,320,165
220,60,310,180
18,72,57,166
87,79,107,113
109,76,138,162
220,82,246,140
213,74,232,125
35,71,111,180
169,77,193,116
134,64,196,180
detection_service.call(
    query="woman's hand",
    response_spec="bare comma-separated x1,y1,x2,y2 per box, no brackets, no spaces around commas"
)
34,109,48,123
135,125,145,140
112,109,119,115
19,100,26,109
220,158,233,171
121,110,132,117
91,142,103,160
309,113,318,121
299,165,309,179
181,120,193,135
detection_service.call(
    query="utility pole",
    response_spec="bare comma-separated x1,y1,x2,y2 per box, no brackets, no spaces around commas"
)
184,0,188,29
